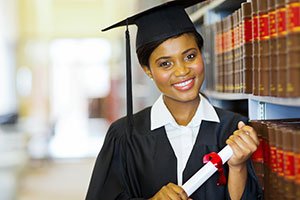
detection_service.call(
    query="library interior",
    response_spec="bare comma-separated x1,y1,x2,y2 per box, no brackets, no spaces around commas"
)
0,0,300,199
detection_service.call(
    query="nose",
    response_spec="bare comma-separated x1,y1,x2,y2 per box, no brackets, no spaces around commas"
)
174,61,190,77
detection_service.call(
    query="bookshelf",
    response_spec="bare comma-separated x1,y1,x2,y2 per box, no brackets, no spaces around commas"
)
190,1,300,198
189,0,300,121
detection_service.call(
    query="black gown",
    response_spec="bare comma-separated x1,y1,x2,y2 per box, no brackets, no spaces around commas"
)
86,106,263,200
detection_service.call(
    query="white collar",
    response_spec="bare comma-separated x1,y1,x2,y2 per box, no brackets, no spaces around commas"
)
151,94,220,131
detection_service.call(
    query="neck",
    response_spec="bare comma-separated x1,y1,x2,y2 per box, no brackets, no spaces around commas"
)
163,95,200,126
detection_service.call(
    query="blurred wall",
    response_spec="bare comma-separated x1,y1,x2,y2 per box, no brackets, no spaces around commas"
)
16,0,140,123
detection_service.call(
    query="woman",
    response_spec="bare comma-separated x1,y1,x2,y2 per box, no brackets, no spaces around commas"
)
86,1,262,199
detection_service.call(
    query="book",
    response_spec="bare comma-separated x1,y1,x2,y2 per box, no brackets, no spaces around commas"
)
229,14,235,93
258,0,270,96
276,0,287,97
286,0,300,97
275,124,286,199
252,0,259,95
249,120,265,189
269,0,278,97
239,8,244,94
221,19,226,93
281,123,300,200
215,21,223,92
242,2,253,94
292,126,300,199
267,122,279,199
233,10,240,93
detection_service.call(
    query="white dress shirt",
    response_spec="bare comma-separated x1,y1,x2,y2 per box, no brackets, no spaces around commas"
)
151,94,220,186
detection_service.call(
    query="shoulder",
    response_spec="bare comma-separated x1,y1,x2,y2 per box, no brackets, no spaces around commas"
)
107,107,152,138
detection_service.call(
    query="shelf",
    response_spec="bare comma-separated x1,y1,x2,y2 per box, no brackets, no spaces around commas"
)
250,95,300,107
204,90,248,100
204,90,300,107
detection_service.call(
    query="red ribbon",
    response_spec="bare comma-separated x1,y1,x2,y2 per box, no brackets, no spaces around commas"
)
203,152,226,186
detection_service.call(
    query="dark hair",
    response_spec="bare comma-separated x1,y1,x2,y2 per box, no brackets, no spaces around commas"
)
136,31,203,68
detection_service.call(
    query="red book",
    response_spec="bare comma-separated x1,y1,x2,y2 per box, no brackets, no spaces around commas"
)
286,0,300,97
215,21,222,92
258,0,270,96
282,126,296,199
275,125,286,199
269,0,278,96
229,14,235,93
242,2,253,94
252,0,259,95
223,16,230,93
267,122,279,199
276,0,287,97
293,127,300,199
249,120,264,189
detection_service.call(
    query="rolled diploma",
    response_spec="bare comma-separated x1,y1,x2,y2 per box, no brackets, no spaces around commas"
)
182,145,233,197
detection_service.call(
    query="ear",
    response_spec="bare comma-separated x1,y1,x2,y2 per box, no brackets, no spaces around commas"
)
142,65,153,79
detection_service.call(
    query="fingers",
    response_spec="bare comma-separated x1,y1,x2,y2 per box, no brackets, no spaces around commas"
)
226,121,261,167
167,183,188,200
237,121,260,146
151,183,189,200
238,121,245,129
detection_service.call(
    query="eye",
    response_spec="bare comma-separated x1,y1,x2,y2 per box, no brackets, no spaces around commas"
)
159,61,172,68
185,53,196,61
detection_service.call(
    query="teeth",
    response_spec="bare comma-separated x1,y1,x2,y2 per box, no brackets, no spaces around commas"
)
174,79,193,87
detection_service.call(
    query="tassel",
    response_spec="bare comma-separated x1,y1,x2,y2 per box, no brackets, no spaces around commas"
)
125,19,133,134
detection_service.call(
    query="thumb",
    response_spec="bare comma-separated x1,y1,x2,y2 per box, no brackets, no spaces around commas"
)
238,121,246,129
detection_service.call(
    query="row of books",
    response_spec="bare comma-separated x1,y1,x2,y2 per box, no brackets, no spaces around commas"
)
205,0,300,97
249,119,300,200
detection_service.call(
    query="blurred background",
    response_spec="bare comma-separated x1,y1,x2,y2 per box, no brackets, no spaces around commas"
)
0,0,167,199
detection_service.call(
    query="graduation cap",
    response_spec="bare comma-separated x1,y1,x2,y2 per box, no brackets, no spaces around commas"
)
102,0,205,133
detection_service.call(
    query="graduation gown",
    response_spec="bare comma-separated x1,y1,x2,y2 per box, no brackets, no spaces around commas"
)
86,106,263,200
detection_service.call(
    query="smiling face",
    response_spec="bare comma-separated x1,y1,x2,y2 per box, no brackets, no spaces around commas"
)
142,33,205,105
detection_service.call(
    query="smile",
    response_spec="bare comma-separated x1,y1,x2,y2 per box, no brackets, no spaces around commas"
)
172,78,195,91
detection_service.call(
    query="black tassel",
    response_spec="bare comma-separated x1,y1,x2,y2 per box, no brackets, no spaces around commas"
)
125,19,133,134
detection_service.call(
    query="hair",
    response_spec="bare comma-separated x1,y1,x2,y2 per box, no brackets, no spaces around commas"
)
136,31,203,68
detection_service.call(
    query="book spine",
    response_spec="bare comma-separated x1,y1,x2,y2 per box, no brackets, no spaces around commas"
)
239,9,244,93
269,0,278,97
275,125,285,199
224,17,229,93
242,2,253,94
252,0,259,95
249,120,265,189
293,127,300,199
276,0,288,97
282,126,296,200
258,0,270,96
215,22,221,92
267,123,279,199
233,11,238,93
262,122,271,199
286,0,300,97
230,14,235,93
219,20,225,92
234,10,240,93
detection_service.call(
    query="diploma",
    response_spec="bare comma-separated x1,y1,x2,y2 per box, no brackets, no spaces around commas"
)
182,145,233,197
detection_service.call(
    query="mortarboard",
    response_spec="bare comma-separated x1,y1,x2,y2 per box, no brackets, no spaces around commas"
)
102,0,205,134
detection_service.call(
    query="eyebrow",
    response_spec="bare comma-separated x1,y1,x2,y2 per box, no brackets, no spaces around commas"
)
155,48,197,63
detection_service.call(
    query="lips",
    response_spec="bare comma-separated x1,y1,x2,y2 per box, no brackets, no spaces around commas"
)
172,78,195,91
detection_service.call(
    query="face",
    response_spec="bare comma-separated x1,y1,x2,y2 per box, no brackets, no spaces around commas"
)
142,33,205,104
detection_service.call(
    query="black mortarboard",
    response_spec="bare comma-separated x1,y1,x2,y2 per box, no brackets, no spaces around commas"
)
102,0,204,133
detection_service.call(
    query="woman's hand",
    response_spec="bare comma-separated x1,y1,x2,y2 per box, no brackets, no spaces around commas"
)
226,121,260,169
148,183,191,200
